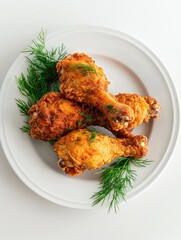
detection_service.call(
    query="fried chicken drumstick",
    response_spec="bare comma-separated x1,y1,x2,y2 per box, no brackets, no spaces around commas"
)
56,53,134,131
29,92,101,140
115,93,160,132
29,92,160,141
54,129,148,176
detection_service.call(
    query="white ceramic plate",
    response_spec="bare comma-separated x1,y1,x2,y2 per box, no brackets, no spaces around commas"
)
0,26,179,209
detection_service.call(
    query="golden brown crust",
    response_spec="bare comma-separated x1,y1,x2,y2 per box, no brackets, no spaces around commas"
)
115,93,149,130
143,96,160,121
29,92,84,141
28,92,160,141
54,129,148,176
56,53,134,131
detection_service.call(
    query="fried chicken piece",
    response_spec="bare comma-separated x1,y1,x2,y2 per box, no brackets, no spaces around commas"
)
29,92,85,141
143,96,160,120
29,92,160,141
115,93,160,132
54,129,148,176
28,92,104,141
56,53,134,131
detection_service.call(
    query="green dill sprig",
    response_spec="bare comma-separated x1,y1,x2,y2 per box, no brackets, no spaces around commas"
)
20,123,57,146
16,99,32,116
91,157,152,212
16,30,67,133
49,139,58,146
16,30,67,116
106,104,116,113
20,122,31,133
80,112,93,123
88,128,98,145
71,64,97,76
23,30,67,87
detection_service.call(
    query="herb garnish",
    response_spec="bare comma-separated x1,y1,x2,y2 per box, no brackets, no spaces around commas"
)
71,64,97,76
106,104,116,113
80,112,93,123
16,30,67,133
75,137,81,145
20,122,31,134
87,128,98,145
77,121,84,126
66,127,73,131
16,99,32,116
49,139,58,146
91,157,152,212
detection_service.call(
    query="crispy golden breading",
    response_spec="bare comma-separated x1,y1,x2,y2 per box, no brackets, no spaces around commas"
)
115,93,160,131
143,96,160,121
54,129,148,176
56,53,134,131
29,92,160,141
29,92,85,141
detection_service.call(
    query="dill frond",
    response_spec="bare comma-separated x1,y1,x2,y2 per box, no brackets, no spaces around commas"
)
88,128,98,145
71,64,97,76
17,30,67,103
20,122,31,134
80,112,93,123
91,157,151,212
16,98,32,116
16,30,68,133
49,139,58,146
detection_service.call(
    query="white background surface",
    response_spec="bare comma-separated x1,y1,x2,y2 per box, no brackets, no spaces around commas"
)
0,0,181,239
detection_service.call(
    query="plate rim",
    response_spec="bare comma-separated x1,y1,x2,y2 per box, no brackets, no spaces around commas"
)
0,26,180,209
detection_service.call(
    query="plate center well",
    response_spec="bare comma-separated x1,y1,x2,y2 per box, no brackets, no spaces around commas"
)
91,54,148,96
